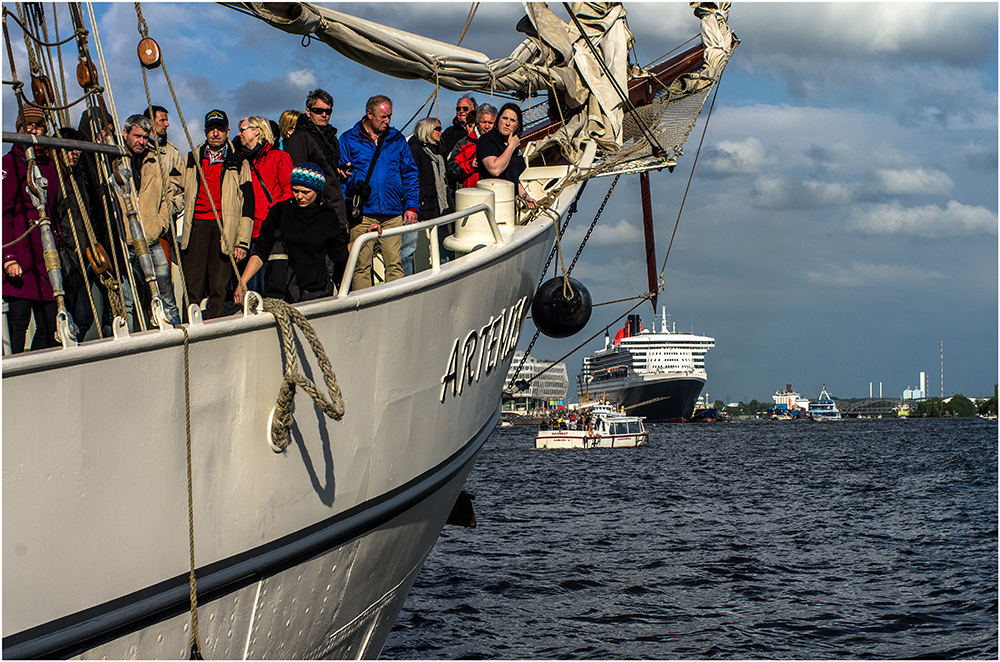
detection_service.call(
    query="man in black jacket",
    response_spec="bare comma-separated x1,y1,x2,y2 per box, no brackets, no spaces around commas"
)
284,88,349,233
439,94,476,158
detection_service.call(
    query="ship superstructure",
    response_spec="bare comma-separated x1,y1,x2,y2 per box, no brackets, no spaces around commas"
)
578,308,715,421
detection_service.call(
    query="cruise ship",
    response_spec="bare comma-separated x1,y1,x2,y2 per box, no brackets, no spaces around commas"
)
577,309,715,421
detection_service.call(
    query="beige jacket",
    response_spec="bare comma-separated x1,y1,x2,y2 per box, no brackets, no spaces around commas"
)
153,139,184,221
119,149,171,246
180,141,254,255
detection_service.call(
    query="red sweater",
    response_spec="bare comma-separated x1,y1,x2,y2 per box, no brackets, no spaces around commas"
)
193,151,225,220
247,143,292,238
454,129,480,189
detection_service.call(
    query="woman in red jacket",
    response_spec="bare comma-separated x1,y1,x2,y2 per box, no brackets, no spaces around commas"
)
238,116,292,296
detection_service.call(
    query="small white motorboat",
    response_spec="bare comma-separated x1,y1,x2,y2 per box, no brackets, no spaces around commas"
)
535,403,649,449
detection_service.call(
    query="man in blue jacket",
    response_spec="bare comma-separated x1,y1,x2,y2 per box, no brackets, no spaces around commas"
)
340,95,420,291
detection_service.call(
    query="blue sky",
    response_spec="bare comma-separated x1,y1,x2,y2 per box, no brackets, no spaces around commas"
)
3,2,996,401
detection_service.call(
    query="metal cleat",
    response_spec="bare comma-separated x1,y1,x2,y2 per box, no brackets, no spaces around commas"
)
243,291,263,317
187,304,203,325
55,310,78,348
112,316,130,339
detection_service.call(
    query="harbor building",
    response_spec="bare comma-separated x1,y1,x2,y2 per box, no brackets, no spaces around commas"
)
903,371,927,400
504,352,569,413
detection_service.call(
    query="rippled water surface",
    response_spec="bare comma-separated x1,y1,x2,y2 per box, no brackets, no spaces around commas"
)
382,418,997,659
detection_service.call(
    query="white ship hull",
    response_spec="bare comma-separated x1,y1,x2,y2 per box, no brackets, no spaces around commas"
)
2,212,558,659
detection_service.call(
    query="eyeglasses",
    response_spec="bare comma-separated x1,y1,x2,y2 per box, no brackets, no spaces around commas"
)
433,126,442,131
456,106,473,112
308,106,332,116
239,126,257,133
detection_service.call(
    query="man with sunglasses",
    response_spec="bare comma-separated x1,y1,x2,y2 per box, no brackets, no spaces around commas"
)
439,94,477,158
284,88,349,237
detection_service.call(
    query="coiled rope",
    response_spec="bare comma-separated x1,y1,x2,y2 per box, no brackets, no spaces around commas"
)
262,299,345,451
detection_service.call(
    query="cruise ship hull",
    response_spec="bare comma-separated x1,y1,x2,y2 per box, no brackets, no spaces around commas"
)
585,374,707,422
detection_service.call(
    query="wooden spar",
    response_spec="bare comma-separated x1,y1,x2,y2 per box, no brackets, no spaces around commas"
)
1,131,128,157
639,171,658,311
522,43,705,144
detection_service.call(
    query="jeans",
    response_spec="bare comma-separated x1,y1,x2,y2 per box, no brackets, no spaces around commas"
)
401,231,417,277
120,240,181,328
66,285,95,343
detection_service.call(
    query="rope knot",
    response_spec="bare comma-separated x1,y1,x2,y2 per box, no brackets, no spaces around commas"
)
263,299,345,451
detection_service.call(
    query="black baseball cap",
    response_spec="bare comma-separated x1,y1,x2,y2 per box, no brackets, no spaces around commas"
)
205,109,228,129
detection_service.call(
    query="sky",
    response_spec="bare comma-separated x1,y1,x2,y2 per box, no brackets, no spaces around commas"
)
2,1,997,402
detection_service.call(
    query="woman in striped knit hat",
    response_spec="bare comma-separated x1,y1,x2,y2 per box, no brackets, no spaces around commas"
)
234,162,347,302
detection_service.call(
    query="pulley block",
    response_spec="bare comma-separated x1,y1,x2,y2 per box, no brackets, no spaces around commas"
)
137,37,161,69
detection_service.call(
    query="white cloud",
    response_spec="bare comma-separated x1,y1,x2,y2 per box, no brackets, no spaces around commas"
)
805,262,945,288
703,137,772,175
846,201,998,238
751,176,858,210
287,70,317,89
563,218,644,247
874,168,954,196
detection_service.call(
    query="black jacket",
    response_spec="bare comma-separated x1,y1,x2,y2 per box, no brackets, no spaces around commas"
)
284,116,349,231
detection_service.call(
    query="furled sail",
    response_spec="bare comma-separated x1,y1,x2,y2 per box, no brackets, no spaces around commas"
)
227,2,735,171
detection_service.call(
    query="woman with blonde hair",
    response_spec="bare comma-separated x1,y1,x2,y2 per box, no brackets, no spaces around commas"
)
406,117,451,273
238,115,292,295
278,110,300,151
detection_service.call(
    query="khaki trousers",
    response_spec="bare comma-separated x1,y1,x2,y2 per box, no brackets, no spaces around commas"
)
350,214,403,291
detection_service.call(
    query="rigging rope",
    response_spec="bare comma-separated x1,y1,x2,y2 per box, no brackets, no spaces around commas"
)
133,1,243,314
656,69,723,283
178,325,204,659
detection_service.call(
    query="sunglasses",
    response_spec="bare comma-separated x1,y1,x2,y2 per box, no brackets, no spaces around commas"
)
309,106,332,116
433,126,443,131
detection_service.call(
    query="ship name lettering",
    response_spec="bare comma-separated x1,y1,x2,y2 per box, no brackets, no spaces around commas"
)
440,296,528,402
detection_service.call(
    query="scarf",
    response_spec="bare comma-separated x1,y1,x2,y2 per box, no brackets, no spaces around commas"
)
422,142,448,214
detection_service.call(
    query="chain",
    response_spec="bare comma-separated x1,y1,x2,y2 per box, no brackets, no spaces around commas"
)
567,173,620,275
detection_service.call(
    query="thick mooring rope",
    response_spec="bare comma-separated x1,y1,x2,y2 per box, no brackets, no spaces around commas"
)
262,299,345,451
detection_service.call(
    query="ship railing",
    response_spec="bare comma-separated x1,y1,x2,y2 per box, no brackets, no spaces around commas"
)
338,202,503,298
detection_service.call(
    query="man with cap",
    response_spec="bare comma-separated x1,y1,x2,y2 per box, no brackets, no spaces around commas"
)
234,162,347,303
179,109,254,319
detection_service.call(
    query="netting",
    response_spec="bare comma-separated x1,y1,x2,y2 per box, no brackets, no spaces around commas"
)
596,83,714,177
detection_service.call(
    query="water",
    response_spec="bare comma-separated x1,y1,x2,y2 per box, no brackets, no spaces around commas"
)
382,418,997,659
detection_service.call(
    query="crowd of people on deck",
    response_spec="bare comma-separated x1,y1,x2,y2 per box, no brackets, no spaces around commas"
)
2,90,540,353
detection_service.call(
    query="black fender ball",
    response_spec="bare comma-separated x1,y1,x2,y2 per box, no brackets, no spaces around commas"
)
531,277,592,338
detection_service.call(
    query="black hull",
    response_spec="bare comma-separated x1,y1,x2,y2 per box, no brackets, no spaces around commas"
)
588,377,706,422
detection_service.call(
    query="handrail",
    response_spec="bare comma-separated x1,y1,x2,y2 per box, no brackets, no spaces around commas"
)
337,202,502,298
